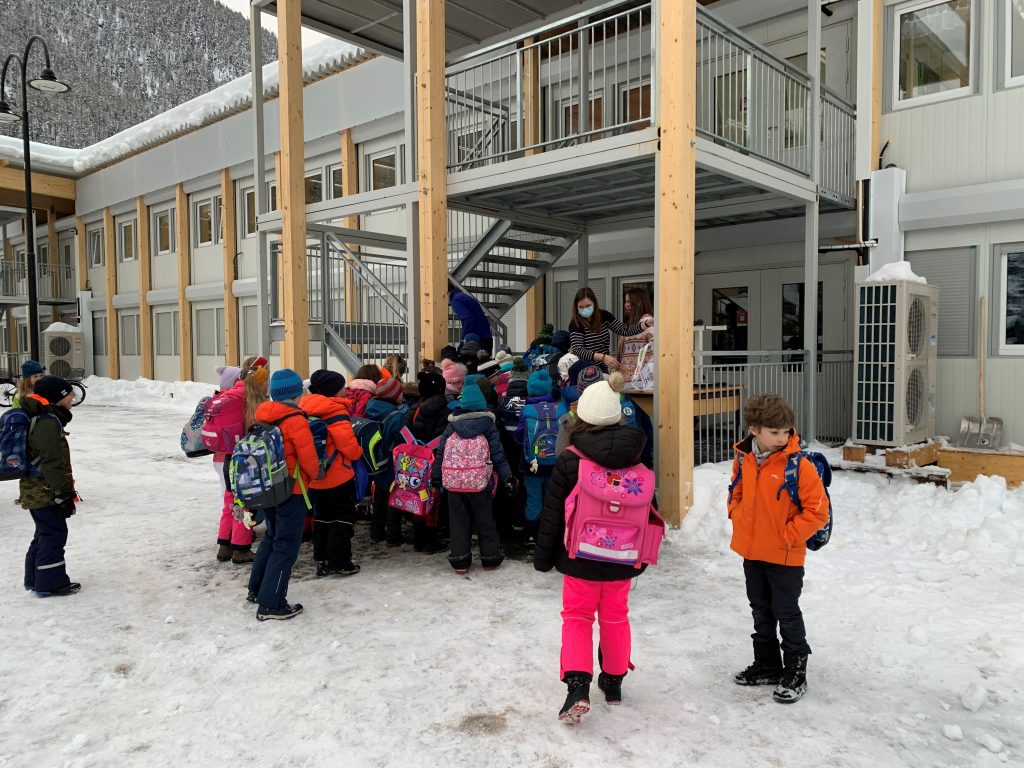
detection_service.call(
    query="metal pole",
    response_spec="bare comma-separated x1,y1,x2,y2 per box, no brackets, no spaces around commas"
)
320,232,328,370
576,230,589,294
250,2,270,358
20,84,40,362
403,0,417,184
405,202,420,375
803,0,822,443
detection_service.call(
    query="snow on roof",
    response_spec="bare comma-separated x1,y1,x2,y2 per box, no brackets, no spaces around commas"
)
0,40,372,177
863,260,927,285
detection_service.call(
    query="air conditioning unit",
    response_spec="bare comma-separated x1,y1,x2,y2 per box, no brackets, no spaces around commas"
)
853,280,938,446
43,324,86,380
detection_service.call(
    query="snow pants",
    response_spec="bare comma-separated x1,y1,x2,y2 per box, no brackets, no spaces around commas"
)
448,490,503,571
523,473,549,542
215,461,253,550
370,482,403,544
248,494,306,610
743,559,811,655
560,575,632,680
310,482,357,568
24,506,72,593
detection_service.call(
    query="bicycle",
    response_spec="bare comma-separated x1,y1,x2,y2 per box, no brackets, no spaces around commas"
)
0,375,87,408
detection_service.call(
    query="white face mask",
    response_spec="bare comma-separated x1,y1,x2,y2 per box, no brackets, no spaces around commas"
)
578,306,594,319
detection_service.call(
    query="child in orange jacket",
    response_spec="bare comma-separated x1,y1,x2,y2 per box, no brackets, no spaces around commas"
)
727,394,830,704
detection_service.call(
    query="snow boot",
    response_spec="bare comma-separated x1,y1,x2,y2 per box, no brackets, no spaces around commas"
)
734,640,784,686
317,562,361,577
598,671,625,704
36,582,81,598
217,544,232,562
773,652,808,704
232,548,254,565
256,602,304,621
558,672,592,723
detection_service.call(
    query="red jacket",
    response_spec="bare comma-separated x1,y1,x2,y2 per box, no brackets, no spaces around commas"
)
253,400,320,495
299,393,363,490
343,379,376,418
727,433,830,567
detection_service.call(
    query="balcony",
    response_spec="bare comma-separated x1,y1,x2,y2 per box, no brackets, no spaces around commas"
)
0,260,77,305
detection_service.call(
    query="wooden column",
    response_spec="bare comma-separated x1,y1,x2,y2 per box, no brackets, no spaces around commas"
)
75,217,88,292
416,0,449,361
103,207,119,379
220,169,239,366
175,183,193,381
136,197,154,379
341,128,360,325
522,38,545,342
654,1,697,527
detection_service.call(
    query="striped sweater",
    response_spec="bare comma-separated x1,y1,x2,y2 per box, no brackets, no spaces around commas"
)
568,310,646,363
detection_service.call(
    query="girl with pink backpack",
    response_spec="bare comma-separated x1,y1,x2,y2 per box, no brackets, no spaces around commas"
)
533,371,664,724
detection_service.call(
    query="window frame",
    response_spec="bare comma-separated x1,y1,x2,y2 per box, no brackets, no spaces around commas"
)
304,168,324,205
119,313,141,356
117,219,137,263
890,0,977,111
327,163,344,199
997,244,1024,356
193,196,222,248
1004,0,1024,89
194,306,225,357
154,310,180,356
366,148,399,192
241,188,257,238
92,315,108,356
152,207,175,256
87,228,104,268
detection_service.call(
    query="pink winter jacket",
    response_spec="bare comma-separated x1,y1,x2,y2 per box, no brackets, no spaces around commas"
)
342,379,377,418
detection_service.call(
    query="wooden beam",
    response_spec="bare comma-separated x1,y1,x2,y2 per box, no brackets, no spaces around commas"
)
220,169,239,366
103,207,119,380
278,0,309,377
416,0,449,361
937,448,1024,488
341,128,360,326
75,217,87,292
871,0,883,170
175,183,193,381
885,442,940,469
654,1,697,527
136,197,154,379
522,37,544,342
0,166,76,201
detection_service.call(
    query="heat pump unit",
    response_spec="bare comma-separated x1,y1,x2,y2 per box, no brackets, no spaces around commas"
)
853,280,938,446
43,325,86,380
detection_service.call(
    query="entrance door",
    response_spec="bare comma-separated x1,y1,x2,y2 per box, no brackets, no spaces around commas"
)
694,271,762,356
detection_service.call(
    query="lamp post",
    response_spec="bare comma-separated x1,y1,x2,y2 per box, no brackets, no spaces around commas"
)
0,35,70,364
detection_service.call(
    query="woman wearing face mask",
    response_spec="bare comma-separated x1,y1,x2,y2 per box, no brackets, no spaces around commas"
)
567,287,652,372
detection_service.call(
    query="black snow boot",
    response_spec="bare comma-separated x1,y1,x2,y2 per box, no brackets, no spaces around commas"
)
558,672,592,724
773,652,808,704
734,640,784,686
597,672,625,704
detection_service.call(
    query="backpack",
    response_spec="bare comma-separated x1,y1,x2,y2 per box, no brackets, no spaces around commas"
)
389,429,440,516
620,398,638,427
307,414,350,479
0,409,58,481
441,433,493,492
728,450,833,551
526,343,559,370
523,401,559,466
563,446,664,568
181,397,214,458
228,413,306,511
352,407,408,477
200,391,245,454
500,394,526,431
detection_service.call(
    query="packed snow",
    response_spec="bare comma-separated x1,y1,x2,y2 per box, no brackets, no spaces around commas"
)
864,261,928,285
1,378,1021,767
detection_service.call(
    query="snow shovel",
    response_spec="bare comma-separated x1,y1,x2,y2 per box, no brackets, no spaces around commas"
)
956,297,1003,448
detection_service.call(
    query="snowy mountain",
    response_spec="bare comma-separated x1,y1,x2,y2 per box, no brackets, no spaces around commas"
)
0,0,278,149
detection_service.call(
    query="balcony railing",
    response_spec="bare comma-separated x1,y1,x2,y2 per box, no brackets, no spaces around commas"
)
0,261,76,302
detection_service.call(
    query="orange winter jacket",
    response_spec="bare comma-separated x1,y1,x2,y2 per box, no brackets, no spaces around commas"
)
253,400,320,495
727,433,830,567
299,393,363,490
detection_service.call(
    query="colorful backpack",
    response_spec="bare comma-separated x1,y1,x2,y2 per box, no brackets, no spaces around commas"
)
389,429,439,516
307,414,350,479
181,396,213,458
0,409,57,480
441,433,493,492
522,401,559,466
352,408,407,476
228,413,305,511
200,391,245,454
563,446,664,569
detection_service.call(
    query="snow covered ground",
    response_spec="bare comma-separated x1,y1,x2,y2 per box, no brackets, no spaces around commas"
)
1,379,1022,767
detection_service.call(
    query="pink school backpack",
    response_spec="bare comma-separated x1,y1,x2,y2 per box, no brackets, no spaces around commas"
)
441,433,493,492
201,390,246,454
389,431,441,517
563,446,665,569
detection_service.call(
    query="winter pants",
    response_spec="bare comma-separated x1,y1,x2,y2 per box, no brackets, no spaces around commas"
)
523,473,549,541
559,575,632,680
743,559,811,655
24,506,71,593
248,494,307,610
311,482,357,568
448,490,503,571
215,462,253,550
370,482,403,544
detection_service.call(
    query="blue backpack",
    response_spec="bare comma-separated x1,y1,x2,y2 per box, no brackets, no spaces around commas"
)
0,409,58,481
729,450,833,551
620,398,638,427
307,414,350,479
521,401,559,466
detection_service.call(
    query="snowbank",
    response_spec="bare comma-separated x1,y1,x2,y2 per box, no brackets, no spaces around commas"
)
864,260,927,284
43,321,81,334
82,376,215,413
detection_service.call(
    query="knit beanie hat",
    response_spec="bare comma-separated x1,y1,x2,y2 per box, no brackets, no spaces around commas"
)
463,332,481,344
577,365,604,392
269,369,304,402
376,376,403,403
494,350,514,371
557,353,579,383
417,370,445,400
34,375,72,404
459,379,487,411
567,359,590,386
527,368,553,396
439,345,459,363
216,365,241,391
552,330,571,351
458,340,481,360
309,369,346,396
477,360,501,380
537,323,554,343
509,357,530,381
21,360,44,377
441,359,467,394
576,372,625,427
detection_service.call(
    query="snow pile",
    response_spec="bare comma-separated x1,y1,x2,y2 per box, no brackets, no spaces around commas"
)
863,260,928,284
82,375,215,413
43,322,81,334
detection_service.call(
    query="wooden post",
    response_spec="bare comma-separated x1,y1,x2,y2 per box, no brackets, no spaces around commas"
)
220,169,239,366
654,1,697,526
75,217,87,292
278,0,310,376
341,128,360,326
136,197,154,379
103,207,119,380
175,183,193,381
522,37,544,342
416,0,449,361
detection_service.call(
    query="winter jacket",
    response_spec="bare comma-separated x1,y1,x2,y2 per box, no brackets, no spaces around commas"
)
211,381,246,463
342,379,377,418
514,395,558,473
449,290,493,343
433,408,513,484
364,397,410,484
252,400,320,496
299,393,363,490
533,425,649,581
727,433,830,567
407,394,449,445
19,394,75,510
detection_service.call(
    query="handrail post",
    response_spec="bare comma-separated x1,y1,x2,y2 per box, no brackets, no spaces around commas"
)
803,0,822,444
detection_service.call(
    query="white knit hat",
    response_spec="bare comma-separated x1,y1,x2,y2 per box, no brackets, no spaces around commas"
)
576,372,625,426
557,352,579,383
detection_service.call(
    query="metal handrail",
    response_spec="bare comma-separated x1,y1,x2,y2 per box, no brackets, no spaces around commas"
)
324,232,408,322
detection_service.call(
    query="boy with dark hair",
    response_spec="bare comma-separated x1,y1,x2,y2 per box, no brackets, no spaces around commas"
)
728,393,829,704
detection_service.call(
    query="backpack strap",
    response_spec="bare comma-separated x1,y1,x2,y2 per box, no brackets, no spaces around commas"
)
398,425,416,446
776,452,804,509
727,452,744,504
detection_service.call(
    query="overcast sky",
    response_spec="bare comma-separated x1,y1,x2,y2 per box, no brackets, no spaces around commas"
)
213,0,331,47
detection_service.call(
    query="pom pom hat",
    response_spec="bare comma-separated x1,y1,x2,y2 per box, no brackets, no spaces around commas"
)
576,372,625,427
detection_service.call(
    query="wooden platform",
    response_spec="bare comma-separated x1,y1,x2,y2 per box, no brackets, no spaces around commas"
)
837,439,1024,488
936,446,1024,488
630,385,742,419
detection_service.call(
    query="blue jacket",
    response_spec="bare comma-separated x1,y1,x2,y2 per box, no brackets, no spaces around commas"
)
433,408,512,483
449,291,493,342
364,397,409,483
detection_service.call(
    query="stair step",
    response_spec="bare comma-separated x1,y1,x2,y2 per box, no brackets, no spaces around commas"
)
481,301,506,311
479,254,555,268
466,270,534,282
496,237,565,254
466,285,522,297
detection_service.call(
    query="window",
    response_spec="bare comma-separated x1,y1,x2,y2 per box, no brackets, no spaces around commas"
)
305,171,323,205
619,82,651,126
92,316,107,356
368,150,398,191
195,307,225,356
153,209,174,255
119,313,140,356
155,310,179,356
711,286,749,360
243,189,257,237
999,248,1024,354
562,95,604,137
117,220,136,262
328,164,344,199
1006,0,1024,87
88,228,104,268
60,240,73,268
893,0,974,109
195,200,214,246
781,282,824,353
242,304,260,357
268,182,278,212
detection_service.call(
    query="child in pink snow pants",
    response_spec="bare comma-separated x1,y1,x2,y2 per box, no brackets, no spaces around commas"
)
533,372,649,724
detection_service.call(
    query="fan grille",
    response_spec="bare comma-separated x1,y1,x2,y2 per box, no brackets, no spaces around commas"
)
906,367,925,427
50,359,72,379
48,336,71,357
907,296,925,356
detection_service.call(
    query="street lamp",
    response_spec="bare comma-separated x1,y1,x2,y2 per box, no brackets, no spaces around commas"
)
0,36,70,363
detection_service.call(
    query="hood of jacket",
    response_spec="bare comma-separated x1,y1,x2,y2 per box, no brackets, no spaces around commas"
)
253,399,304,424
299,392,352,419
732,431,801,460
364,397,398,421
347,378,378,393
526,394,555,406
569,424,646,469
447,408,496,438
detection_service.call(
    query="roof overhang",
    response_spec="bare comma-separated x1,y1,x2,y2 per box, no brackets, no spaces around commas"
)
0,166,76,219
